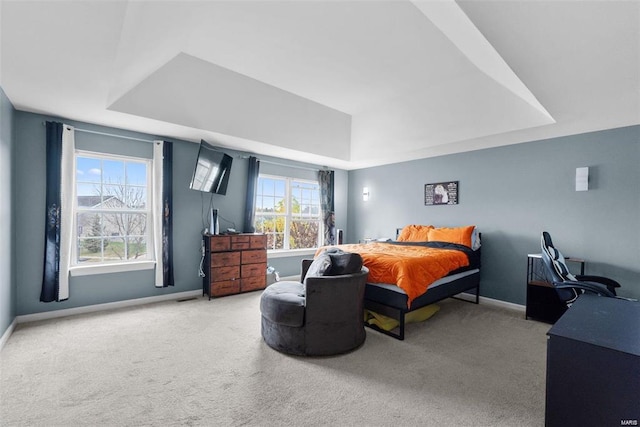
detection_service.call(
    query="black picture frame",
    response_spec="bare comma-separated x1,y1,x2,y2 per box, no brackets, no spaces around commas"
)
425,181,459,205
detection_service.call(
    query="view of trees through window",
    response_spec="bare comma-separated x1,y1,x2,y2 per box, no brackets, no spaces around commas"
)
254,175,321,250
75,154,150,264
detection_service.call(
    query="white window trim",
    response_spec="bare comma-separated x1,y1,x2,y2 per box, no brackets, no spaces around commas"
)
256,174,323,252
70,260,156,276
72,149,154,274
267,248,317,259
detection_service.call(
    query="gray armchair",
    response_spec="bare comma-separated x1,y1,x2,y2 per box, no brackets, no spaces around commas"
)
260,251,369,356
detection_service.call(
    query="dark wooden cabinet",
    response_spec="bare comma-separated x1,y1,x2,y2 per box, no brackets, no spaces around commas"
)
526,254,584,324
203,233,267,298
546,294,640,427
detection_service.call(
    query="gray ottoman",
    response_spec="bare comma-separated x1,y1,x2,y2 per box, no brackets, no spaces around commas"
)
260,281,306,355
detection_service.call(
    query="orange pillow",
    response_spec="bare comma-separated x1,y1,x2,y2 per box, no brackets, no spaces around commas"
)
396,225,415,241
397,225,433,242
427,226,475,248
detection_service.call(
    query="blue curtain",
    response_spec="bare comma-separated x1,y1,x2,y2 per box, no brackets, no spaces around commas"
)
319,170,335,246
41,121,64,302
243,156,260,233
161,141,174,287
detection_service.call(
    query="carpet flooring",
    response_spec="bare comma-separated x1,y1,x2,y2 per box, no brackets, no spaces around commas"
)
0,293,550,426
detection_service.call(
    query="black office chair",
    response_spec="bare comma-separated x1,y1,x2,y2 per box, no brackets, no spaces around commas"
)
540,231,620,305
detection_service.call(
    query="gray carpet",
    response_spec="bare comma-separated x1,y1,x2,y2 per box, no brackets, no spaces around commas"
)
0,293,550,426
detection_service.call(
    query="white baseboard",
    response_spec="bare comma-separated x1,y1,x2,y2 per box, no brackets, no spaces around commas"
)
277,275,300,282
455,292,525,313
15,290,202,324
0,318,17,352
3,288,524,352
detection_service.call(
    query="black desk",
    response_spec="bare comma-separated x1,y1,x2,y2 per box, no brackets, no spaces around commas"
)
546,294,640,427
526,254,585,323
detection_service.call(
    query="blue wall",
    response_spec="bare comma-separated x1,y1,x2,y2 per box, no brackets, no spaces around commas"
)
6,107,639,324
0,87,15,338
12,111,348,316
348,126,640,304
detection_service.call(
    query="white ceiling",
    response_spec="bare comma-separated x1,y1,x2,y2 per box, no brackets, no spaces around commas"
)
1,0,639,170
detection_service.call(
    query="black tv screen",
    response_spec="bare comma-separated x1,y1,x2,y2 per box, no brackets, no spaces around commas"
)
189,140,233,195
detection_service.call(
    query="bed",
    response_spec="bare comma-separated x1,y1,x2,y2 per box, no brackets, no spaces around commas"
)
318,225,481,340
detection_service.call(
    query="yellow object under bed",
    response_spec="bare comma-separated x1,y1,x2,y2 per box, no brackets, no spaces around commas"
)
364,304,440,331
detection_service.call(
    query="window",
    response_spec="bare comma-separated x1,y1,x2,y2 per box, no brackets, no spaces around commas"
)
75,151,151,265
254,175,322,251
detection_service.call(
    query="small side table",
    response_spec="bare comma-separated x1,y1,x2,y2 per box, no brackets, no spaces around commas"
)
526,253,585,324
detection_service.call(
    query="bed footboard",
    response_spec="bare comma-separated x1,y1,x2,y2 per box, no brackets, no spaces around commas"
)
364,272,480,340
364,300,408,340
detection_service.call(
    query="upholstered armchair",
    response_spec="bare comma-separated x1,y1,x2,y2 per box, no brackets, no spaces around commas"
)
260,249,369,356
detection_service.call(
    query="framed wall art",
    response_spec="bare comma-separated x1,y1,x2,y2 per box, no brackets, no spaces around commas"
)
425,181,458,206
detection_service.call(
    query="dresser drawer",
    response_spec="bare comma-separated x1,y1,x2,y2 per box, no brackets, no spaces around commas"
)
212,266,240,281
211,251,240,267
231,235,251,250
241,262,266,278
209,236,231,252
241,275,266,292
210,280,241,297
250,235,267,249
242,250,267,264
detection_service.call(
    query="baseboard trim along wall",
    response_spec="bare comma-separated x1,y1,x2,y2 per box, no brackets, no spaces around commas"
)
3,288,526,353
455,292,525,313
0,318,17,353
15,290,203,325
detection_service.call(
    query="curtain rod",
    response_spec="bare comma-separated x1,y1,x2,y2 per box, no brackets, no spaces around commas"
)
261,159,320,172
74,127,156,144
245,156,326,172
42,121,156,144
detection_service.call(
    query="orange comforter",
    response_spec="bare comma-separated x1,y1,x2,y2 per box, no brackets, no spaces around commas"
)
317,243,469,307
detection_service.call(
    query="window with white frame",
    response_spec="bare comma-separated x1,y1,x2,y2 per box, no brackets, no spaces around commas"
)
254,174,322,251
75,151,151,265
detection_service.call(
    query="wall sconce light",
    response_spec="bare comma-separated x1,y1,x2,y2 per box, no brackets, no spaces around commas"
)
575,167,589,191
362,187,370,201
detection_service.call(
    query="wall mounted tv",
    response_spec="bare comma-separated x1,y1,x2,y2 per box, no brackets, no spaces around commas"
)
189,140,233,195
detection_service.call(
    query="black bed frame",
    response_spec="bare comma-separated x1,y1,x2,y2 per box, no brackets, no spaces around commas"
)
363,228,481,340
364,272,480,340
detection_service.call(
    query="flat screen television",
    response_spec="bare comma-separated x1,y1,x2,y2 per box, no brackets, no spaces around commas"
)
189,140,233,195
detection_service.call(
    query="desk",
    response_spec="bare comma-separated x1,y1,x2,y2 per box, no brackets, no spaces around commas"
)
546,294,640,427
526,253,585,323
